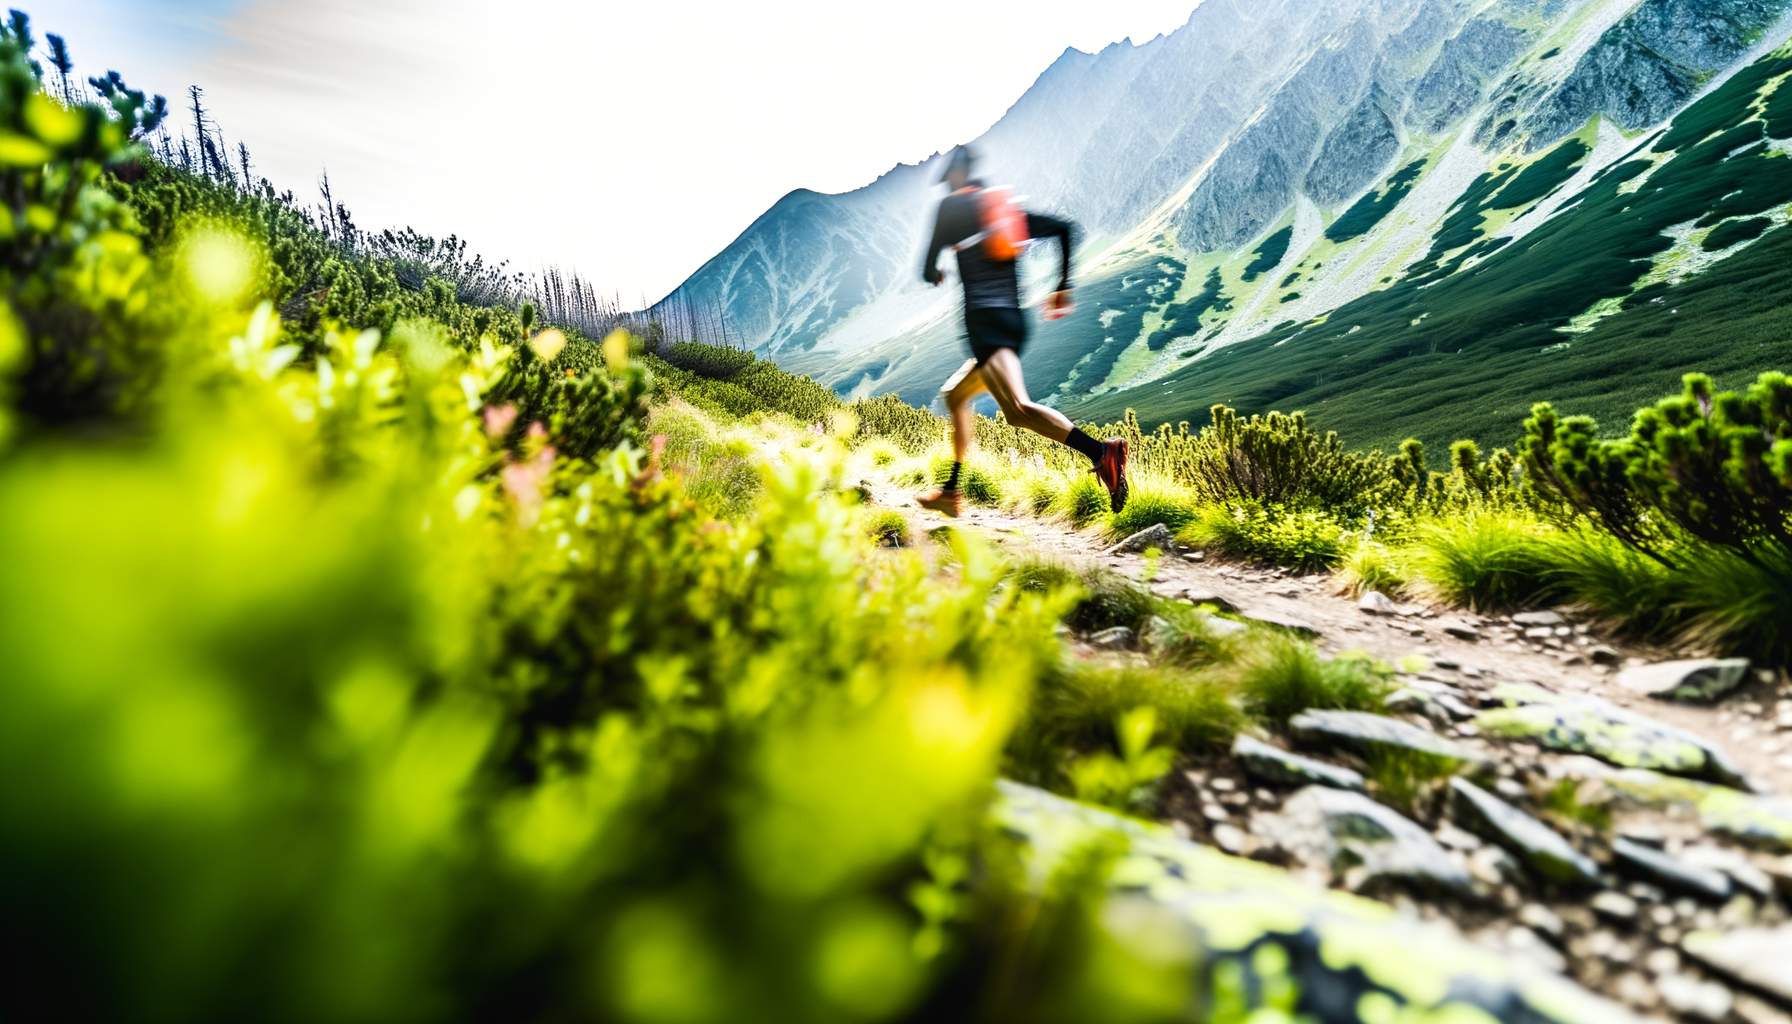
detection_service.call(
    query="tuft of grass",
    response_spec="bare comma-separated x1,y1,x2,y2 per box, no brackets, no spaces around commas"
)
1052,473,1112,528
855,437,904,469
928,455,1003,506
1105,478,1199,540
1141,605,1235,668
1178,502,1347,572
1021,662,1245,765
1539,778,1613,833
1535,528,1676,635
1668,542,1792,665
1337,540,1411,598
1365,748,1460,817
1232,637,1391,725
865,509,911,548
1016,473,1064,517
1409,512,1558,611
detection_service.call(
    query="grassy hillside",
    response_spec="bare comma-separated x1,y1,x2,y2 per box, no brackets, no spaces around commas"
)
1071,50,1792,451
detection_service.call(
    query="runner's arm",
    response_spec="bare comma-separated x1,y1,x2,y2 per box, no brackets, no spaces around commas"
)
1027,212,1075,291
921,206,948,285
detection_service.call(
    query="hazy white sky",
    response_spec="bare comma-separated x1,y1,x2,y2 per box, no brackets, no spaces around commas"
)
34,0,1201,302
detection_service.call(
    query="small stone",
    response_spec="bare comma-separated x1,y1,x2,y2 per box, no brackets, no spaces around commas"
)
1211,823,1249,855
1612,971,1658,1009
1617,658,1753,703
1239,609,1321,638
1087,626,1136,650
1358,590,1398,615
1208,776,1237,794
1504,926,1567,974
1181,550,1207,563
1644,948,1680,976
1103,523,1174,556
1590,645,1623,667
1591,891,1639,923
1469,845,1523,887
1518,903,1565,940
1434,822,1481,852
1513,610,1567,627
1523,626,1555,641
1441,620,1481,641
1659,973,1734,1022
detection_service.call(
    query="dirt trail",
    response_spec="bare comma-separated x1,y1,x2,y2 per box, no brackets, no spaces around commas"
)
872,484,1792,797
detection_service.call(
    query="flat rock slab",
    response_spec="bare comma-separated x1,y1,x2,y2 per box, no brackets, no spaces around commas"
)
1239,609,1322,637
1449,779,1599,886
1615,658,1752,703
1232,735,1367,793
1556,761,1792,854
1682,926,1792,1006
1262,785,1474,897
1289,710,1486,767
1474,688,1753,790
1610,837,1732,901
993,781,1639,1024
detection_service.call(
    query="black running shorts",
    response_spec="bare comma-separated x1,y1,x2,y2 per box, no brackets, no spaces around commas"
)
965,307,1027,365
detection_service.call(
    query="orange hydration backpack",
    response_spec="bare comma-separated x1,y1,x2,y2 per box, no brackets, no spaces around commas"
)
953,186,1029,262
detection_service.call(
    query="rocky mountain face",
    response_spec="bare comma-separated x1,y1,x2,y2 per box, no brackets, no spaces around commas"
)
654,0,1792,443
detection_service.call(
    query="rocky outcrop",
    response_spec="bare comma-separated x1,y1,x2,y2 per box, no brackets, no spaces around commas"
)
993,781,1639,1023
1518,0,1792,146
1305,87,1401,206
1408,14,1535,134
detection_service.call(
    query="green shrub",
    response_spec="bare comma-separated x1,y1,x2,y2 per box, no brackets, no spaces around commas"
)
865,508,911,548
1337,540,1411,597
1105,479,1199,539
1052,473,1112,527
1016,662,1243,778
1178,502,1348,572
929,455,1002,506
1410,512,1558,611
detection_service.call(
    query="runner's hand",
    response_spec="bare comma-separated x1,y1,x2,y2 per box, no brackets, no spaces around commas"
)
1044,289,1075,320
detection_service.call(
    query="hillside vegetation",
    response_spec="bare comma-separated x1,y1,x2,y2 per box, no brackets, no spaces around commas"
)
4,10,1790,1023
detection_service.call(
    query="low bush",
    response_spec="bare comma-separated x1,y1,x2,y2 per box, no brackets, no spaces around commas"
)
1105,478,1200,540
1052,474,1112,528
1178,502,1348,572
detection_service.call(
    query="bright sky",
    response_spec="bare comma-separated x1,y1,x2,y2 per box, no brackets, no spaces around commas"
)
33,0,1201,303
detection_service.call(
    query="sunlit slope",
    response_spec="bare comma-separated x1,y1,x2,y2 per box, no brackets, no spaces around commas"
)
1071,48,1792,449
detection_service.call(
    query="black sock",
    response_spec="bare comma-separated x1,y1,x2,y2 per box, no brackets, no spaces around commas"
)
944,461,963,491
1065,428,1104,466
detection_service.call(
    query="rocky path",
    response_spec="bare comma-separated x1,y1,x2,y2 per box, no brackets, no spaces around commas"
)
873,483,1792,1024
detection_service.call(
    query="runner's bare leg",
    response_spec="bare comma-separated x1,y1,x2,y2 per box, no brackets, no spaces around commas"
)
944,362,987,464
977,348,1073,442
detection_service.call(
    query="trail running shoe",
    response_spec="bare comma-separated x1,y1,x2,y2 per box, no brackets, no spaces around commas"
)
1095,439,1129,514
916,488,963,518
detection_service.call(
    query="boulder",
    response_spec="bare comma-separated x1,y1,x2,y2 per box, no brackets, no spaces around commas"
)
1448,779,1599,886
1682,926,1792,1007
1616,658,1752,703
1290,710,1486,767
1104,523,1174,556
1232,735,1368,793
1259,785,1474,897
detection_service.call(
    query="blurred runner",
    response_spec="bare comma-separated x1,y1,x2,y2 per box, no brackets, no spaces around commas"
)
914,145,1128,518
